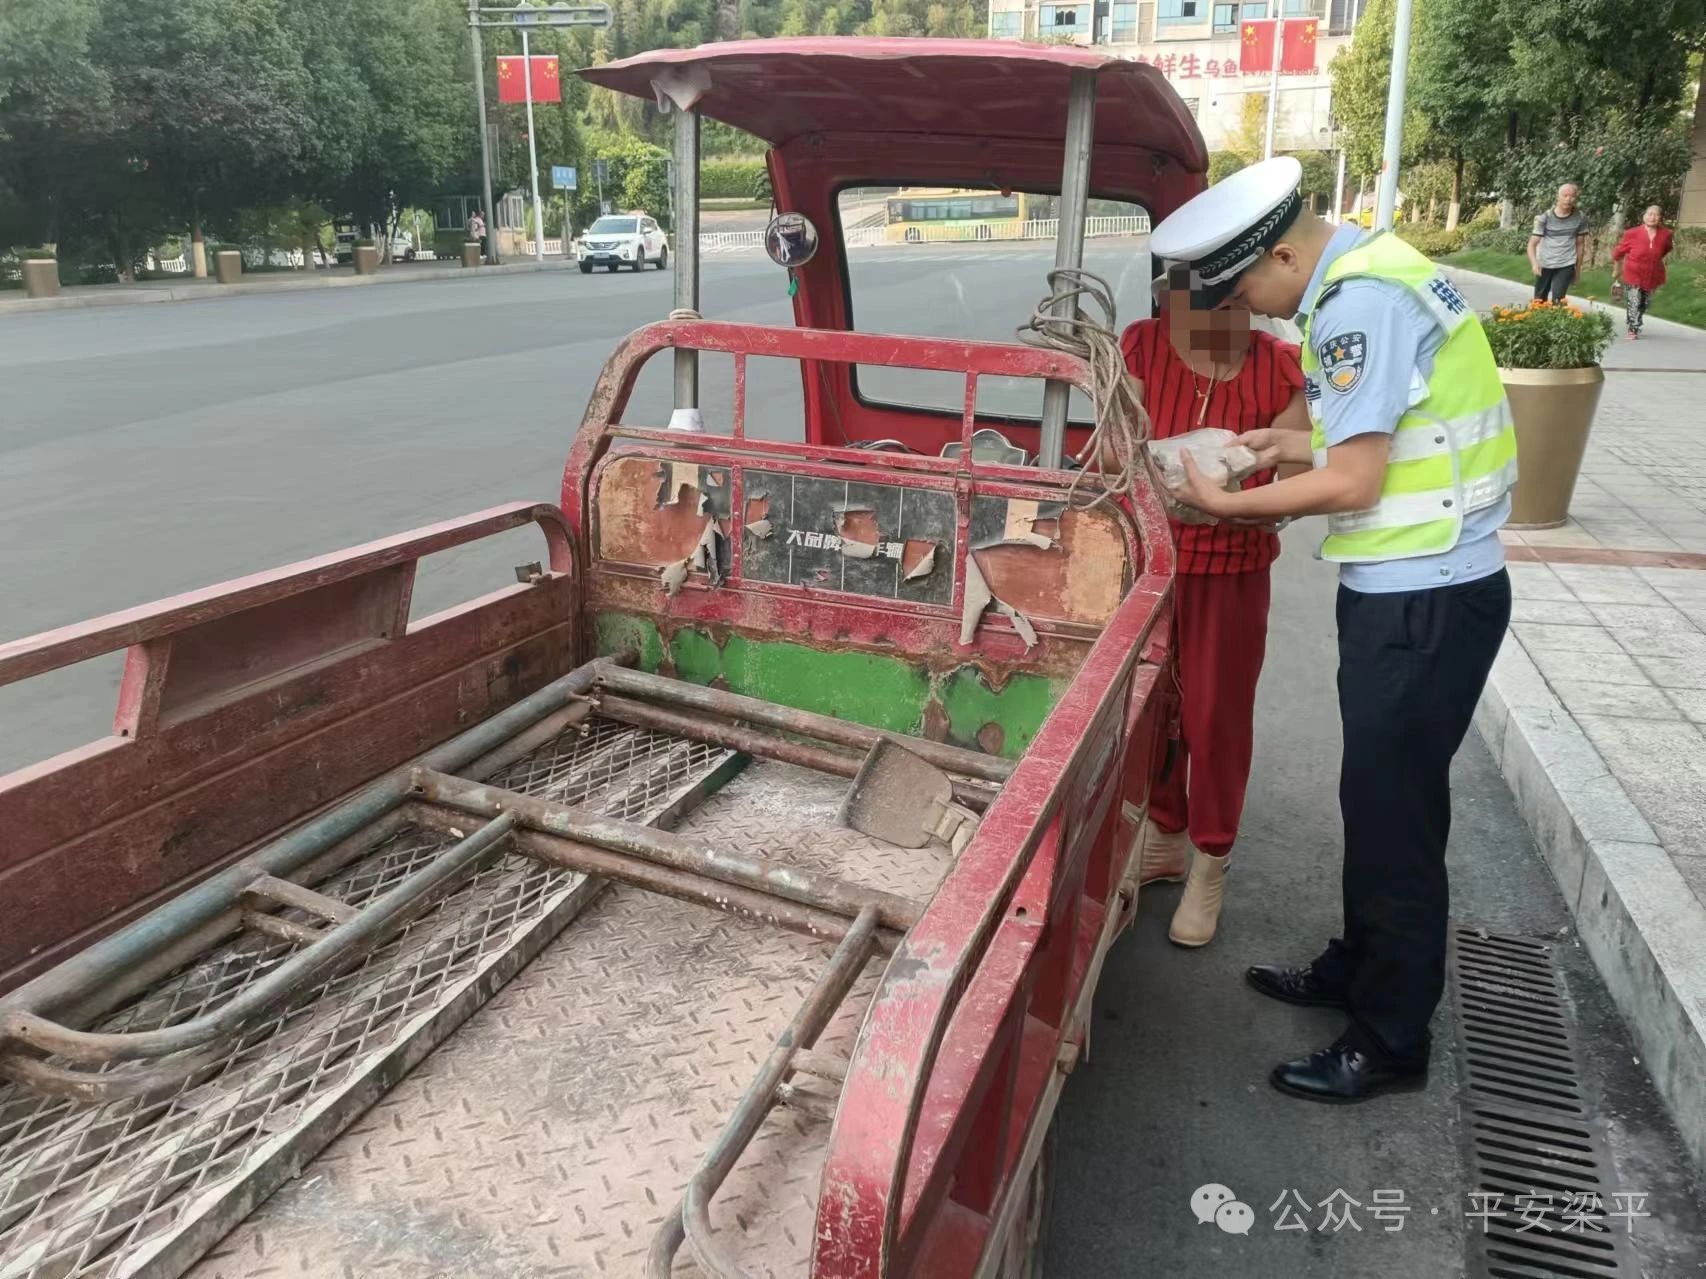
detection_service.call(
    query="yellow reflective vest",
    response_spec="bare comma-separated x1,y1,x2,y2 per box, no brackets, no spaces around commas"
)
1301,233,1517,564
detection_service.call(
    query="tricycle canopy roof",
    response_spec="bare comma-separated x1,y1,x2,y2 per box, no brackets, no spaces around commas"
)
579,37,1208,176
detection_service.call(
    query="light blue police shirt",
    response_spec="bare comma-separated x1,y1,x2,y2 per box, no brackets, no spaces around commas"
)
1294,225,1508,594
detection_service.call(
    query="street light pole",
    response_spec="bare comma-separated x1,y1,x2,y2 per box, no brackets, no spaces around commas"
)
469,6,610,264
1262,0,1286,160
1374,0,1415,231
468,0,501,264
520,27,546,261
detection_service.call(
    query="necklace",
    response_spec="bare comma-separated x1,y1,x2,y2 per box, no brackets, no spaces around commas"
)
1191,361,1229,427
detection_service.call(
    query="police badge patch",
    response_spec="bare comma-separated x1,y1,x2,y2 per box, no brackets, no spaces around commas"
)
1318,332,1367,394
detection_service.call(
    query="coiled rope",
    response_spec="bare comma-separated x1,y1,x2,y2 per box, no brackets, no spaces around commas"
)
1018,268,1158,510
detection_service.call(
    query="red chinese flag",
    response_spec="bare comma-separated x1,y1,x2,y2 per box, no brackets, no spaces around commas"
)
1281,19,1318,72
1239,19,1275,73
531,55,562,103
496,56,561,104
496,56,523,103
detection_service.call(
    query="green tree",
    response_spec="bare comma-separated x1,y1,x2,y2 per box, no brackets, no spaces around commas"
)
863,0,977,37
1327,0,1430,180
1410,0,1521,228
295,0,477,253
93,0,314,275
0,0,111,248
572,131,672,231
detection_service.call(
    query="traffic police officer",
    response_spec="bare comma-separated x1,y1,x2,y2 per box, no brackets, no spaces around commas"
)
1153,157,1516,1103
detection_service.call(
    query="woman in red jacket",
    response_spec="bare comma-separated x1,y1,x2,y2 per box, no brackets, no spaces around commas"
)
1121,265,1310,946
1612,206,1675,340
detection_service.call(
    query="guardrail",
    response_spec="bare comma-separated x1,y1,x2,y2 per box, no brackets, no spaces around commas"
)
699,215,1149,254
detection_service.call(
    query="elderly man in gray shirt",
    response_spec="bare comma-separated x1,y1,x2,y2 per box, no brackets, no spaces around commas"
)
1528,183,1590,302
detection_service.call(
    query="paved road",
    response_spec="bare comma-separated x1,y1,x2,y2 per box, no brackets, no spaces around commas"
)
0,244,1148,765
2,247,1702,1274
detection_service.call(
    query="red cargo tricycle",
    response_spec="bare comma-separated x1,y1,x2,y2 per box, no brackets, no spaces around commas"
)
0,37,1204,1279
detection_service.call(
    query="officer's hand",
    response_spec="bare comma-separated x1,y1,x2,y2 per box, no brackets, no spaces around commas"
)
1242,428,1311,470
1167,452,1231,517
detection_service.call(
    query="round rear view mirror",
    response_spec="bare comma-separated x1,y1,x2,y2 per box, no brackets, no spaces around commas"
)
764,213,818,268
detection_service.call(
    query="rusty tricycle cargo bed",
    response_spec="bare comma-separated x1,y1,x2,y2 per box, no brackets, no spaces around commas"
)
0,36,1198,1279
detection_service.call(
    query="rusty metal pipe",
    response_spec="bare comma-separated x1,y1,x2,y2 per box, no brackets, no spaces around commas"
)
431,817,875,951
461,697,594,781
0,657,618,1039
592,664,1014,783
649,906,880,1279
2,813,517,1068
594,693,999,813
789,1047,848,1084
55,805,417,1033
410,768,922,932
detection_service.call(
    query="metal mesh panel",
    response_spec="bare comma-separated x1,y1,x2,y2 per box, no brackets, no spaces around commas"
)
0,719,733,1279
485,715,730,822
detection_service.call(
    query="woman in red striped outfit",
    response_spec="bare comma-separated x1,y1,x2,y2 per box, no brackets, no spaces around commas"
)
1121,266,1311,946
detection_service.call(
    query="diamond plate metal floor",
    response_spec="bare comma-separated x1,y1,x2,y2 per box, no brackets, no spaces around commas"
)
0,720,736,1279
185,760,952,1279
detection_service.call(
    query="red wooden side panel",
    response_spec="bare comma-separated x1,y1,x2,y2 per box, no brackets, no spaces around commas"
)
0,504,579,995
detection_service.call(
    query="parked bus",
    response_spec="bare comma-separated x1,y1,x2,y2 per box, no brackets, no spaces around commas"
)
882,186,1052,243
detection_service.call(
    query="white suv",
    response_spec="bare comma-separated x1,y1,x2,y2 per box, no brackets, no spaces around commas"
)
576,213,669,273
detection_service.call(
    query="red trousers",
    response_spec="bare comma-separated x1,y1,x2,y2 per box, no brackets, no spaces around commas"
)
1150,568,1271,857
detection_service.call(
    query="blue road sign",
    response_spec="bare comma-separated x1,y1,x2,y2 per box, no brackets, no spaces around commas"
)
552,165,577,190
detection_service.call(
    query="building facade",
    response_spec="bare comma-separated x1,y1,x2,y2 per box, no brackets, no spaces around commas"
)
986,0,1366,154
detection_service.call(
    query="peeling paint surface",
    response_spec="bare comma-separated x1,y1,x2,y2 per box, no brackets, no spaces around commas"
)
593,613,1060,756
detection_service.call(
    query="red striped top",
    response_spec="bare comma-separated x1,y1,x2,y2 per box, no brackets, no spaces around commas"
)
1119,321,1304,576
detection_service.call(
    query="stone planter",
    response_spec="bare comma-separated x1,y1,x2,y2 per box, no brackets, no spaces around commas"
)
1500,365,1606,530
214,250,243,285
20,259,59,299
352,244,379,275
461,241,481,268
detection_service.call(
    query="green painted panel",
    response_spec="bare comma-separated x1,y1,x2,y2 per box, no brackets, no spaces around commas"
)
667,627,724,685
937,667,1063,760
594,612,664,671
719,634,928,735
591,610,1063,756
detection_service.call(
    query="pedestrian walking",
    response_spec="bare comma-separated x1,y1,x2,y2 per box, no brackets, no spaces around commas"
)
468,208,488,259
1153,157,1516,1104
1119,264,1311,948
1611,205,1674,340
1528,184,1590,302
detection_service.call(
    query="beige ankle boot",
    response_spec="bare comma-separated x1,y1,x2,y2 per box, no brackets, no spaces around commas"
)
1169,850,1229,947
1138,819,1191,885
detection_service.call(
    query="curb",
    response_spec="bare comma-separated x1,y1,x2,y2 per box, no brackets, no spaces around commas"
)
0,259,577,316
1476,632,1706,1170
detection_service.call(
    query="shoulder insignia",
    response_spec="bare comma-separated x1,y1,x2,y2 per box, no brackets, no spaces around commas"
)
1317,331,1367,394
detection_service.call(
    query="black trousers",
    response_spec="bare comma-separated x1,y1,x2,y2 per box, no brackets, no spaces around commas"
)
1534,265,1576,302
1312,570,1512,1059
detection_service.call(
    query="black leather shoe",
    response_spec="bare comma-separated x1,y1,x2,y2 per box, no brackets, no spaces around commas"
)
1269,1034,1428,1105
1245,962,1347,1009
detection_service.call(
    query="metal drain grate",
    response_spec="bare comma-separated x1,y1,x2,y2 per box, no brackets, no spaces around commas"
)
1449,928,1637,1278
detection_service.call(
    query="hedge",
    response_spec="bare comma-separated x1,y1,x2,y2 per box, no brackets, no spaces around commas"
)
702,159,766,200
1463,227,1530,255
1395,224,1468,256
1674,227,1706,263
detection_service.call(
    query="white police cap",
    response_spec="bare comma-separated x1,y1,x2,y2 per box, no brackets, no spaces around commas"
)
1150,156,1304,305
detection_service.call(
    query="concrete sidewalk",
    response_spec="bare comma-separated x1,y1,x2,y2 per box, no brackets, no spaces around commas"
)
0,256,578,315
1443,264,1706,1171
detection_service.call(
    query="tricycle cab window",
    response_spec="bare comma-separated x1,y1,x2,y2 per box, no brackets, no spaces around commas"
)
839,186,1155,423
